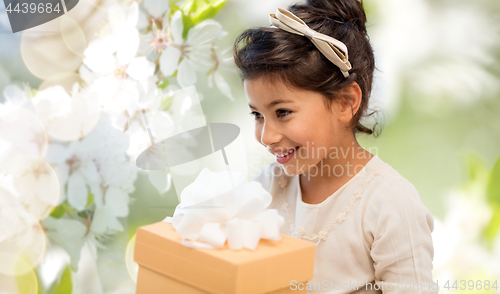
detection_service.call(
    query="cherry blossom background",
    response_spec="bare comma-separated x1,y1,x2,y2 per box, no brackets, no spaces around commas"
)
1,0,236,292
0,0,499,293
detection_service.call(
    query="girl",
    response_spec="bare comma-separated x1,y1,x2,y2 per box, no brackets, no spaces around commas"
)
233,0,438,293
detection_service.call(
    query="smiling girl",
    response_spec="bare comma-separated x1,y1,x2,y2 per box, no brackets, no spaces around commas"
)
234,0,438,293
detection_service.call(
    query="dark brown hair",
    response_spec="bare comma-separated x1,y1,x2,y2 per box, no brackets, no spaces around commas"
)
233,0,380,137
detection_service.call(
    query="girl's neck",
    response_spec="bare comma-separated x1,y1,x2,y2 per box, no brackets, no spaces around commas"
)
299,139,374,205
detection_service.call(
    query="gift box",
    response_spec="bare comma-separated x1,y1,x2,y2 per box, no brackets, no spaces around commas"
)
134,222,316,294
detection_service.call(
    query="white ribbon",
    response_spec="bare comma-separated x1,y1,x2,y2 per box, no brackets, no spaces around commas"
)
269,8,352,77
163,168,285,250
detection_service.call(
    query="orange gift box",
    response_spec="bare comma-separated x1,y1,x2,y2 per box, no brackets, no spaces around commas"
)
133,222,316,294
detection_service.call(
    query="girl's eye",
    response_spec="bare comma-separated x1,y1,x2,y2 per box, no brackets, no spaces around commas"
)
250,111,263,120
276,109,292,118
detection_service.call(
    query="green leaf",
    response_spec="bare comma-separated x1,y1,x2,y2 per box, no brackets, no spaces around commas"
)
30,88,38,98
180,0,226,38
180,0,196,15
362,0,378,21
48,266,72,294
487,157,500,205
157,78,170,89
77,210,89,219
190,0,226,26
15,258,38,294
160,95,173,111
62,200,76,213
50,205,65,219
466,153,491,183
170,1,180,13
85,192,94,208
50,200,78,219
55,267,72,294
181,0,196,39
483,204,500,246
168,1,181,20
482,156,500,247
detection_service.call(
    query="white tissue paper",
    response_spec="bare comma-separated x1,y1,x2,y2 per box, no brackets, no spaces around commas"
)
163,168,285,250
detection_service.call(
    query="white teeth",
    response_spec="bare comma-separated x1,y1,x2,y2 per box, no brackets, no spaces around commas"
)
277,148,296,158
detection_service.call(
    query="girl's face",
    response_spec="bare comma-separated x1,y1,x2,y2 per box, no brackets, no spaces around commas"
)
244,77,354,176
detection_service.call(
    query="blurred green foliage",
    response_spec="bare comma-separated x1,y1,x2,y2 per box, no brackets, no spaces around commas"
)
485,158,500,246
47,266,72,294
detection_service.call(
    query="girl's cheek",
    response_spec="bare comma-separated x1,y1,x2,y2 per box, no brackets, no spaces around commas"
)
286,123,308,142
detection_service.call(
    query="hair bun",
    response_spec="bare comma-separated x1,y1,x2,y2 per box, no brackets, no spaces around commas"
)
305,0,368,33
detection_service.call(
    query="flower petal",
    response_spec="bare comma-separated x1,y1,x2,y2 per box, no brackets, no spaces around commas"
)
144,0,170,18
67,172,88,211
137,11,149,31
3,85,28,105
83,37,117,75
187,19,221,45
177,59,197,87
42,217,87,271
80,160,100,184
214,71,234,101
90,207,124,234
159,46,181,77
216,29,228,40
123,2,139,29
187,50,214,72
170,10,184,45
126,57,155,80
207,73,214,88
46,144,69,164
89,183,103,208
116,28,140,65
104,187,129,217
89,76,139,114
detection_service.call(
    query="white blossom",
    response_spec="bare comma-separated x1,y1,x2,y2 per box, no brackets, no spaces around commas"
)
137,0,170,31
32,84,101,141
0,0,237,291
0,96,60,220
206,45,236,101
42,216,95,271
159,11,222,88
48,114,137,220
432,180,500,282
82,2,155,115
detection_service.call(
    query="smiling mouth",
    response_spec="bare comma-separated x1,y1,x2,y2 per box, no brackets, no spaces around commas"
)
276,146,299,158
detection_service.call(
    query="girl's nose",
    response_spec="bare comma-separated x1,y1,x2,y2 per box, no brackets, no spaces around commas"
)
260,121,282,147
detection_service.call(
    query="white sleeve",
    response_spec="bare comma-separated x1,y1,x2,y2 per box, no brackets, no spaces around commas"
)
364,177,439,294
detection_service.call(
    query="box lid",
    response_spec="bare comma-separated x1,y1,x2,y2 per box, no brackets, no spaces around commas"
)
134,222,315,294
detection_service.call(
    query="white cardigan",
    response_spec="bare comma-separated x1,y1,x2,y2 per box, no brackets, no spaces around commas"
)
252,154,439,294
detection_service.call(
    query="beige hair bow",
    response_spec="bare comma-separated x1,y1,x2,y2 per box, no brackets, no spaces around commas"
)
269,8,352,77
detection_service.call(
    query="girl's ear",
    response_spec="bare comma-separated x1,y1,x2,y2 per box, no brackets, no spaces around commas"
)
336,82,362,123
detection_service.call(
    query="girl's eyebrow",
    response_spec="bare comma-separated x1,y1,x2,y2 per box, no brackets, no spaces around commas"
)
248,99,295,110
